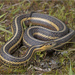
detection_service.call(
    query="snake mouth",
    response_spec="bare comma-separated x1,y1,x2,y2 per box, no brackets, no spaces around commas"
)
38,41,56,51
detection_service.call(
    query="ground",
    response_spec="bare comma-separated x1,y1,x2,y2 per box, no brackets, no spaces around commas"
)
0,0,75,75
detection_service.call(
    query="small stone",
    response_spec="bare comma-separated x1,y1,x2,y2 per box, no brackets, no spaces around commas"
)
40,62,44,66
61,51,68,55
43,63,49,68
48,62,52,66
51,60,57,65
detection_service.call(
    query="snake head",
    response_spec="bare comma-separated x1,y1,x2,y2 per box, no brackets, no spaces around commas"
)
40,41,56,51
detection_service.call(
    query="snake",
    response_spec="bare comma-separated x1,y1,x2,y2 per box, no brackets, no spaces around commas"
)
0,13,75,66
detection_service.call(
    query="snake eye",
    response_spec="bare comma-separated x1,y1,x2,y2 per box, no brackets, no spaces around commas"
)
50,43,52,45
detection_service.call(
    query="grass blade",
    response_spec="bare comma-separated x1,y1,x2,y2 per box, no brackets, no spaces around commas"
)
0,13,7,19
0,27,12,34
0,3,4,9
67,57,74,75
69,61,73,75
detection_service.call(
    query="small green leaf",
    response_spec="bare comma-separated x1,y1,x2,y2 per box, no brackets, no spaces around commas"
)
40,54,44,57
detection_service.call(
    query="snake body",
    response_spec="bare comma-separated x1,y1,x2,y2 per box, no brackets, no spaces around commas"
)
0,13,75,66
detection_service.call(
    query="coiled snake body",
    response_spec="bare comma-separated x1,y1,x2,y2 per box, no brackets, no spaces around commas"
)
0,13,75,66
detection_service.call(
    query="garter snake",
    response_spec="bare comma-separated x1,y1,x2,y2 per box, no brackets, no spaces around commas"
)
0,13,75,66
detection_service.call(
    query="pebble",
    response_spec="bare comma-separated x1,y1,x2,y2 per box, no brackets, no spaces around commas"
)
61,51,68,55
